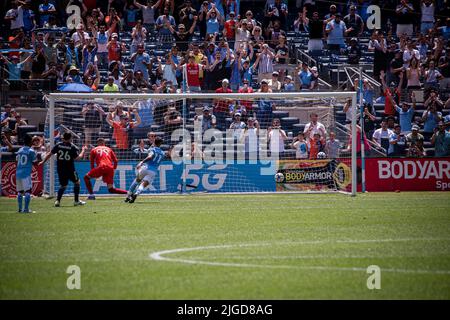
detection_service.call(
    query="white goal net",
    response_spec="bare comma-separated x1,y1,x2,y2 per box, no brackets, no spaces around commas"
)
43,92,357,196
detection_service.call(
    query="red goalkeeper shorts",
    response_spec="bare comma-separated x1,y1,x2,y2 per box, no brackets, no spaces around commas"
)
87,166,115,185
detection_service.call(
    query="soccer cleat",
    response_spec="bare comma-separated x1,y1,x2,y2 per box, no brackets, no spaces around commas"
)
124,197,130,203
128,194,137,204
87,194,96,200
22,209,36,214
74,200,86,206
54,200,60,207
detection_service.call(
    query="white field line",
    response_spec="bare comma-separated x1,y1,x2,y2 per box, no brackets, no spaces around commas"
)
149,238,450,275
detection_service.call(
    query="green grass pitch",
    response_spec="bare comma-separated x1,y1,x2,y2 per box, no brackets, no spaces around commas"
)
0,192,449,299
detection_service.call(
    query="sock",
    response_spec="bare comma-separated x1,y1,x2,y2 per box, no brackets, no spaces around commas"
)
17,193,23,212
84,176,93,194
128,179,139,195
74,184,80,202
135,184,146,195
108,187,128,194
24,193,31,212
57,187,65,201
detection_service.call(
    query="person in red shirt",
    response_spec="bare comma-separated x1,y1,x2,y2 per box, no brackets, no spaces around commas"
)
185,54,203,92
107,33,126,64
380,70,403,116
308,133,326,159
84,138,128,199
106,107,141,150
214,78,233,130
223,12,237,47
238,79,254,112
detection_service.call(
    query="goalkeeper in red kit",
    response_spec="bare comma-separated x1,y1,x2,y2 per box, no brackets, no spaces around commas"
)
84,138,127,199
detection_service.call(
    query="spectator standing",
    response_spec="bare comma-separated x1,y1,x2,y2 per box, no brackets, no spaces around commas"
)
297,62,313,90
185,54,203,92
372,119,394,152
325,13,348,54
325,132,340,158
155,6,176,45
302,8,324,52
303,112,326,140
396,0,415,37
214,79,233,130
388,124,407,157
431,121,450,157
268,118,287,154
253,44,274,83
256,80,274,128
82,103,106,147
130,21,147,55
421,103,442,137
420,0,435,34
343,5,364,38
106,106,142,150
134,0,161,32
438,48,450,90
38,0,56,27
194,106,216,134
308,132,325,159
292,132,309,159
179,0,197,31
241,118,260,158
131,44,151,82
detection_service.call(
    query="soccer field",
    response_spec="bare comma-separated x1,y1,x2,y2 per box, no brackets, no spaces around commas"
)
0,192,449,300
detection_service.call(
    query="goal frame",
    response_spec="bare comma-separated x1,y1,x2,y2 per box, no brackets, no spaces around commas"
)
46,92,358,196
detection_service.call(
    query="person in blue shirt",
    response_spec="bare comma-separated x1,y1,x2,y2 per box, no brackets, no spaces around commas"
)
15,134,37,213
0,54,33,80
297,62,312,90
431,121,450,157
125,137,165,203
395,93,416,134
131,44,151,81
388,124,407,157
21,1,36,32
38,0,56,27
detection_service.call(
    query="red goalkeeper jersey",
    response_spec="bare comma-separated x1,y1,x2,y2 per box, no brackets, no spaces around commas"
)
90,146,118,169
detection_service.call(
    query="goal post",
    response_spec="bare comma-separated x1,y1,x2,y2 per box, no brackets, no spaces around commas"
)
45,91,358,196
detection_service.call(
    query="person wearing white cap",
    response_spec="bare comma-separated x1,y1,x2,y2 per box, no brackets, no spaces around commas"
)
268,71,281,92
71,23,90,46
229,112,246,138
214,78,233,130
282,75,295,92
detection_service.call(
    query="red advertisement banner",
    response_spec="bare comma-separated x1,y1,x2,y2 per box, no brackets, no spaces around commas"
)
1,162,43,196
364,158,450,192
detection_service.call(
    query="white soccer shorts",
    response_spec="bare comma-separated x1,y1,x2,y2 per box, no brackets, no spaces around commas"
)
138,167,156,185
16,176,32,192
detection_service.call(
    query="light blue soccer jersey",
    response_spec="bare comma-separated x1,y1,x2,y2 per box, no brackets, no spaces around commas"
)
16,146,36,179
144,147,165,172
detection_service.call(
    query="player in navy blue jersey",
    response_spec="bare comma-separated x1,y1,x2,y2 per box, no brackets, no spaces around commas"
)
125,137,165,203
39,132,87,207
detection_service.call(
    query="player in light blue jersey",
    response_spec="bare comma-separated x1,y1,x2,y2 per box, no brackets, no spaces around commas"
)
15,135,37,213
125,137,165,203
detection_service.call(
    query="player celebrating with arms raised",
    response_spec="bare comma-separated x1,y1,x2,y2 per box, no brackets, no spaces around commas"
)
84,138,127,199
125,137,165,203
15,135,37,213
39,132,88,207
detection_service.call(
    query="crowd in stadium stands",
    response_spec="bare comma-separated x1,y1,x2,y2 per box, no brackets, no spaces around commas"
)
1,0,450,159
